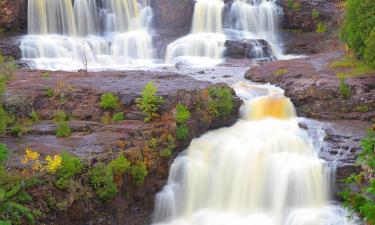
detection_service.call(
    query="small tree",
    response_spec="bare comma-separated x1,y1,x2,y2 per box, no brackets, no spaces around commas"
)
136,82,164,122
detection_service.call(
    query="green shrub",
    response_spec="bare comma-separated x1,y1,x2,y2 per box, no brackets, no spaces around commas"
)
312,8,320,19
149,137,158,149
89,155,130,201
55,152,83,190
0,107,11,134
136,82,164,123
130,162,148,186
287,0,294,8
100,93,119,110
44,88,54,98
338,76,351,98
0,143,8,163
341,0,375,68
30,110,39,122
54,110,68,122
364,31,375,69
340,129,375,224
176,124,189,140
10,124,23,137
176,103,191,124
0,54,16,82
316,22,327,33
160,135,176,158
89,163,117,201
41,72,49,78
208,87,234,118
112,112,124,122
56,122,71,138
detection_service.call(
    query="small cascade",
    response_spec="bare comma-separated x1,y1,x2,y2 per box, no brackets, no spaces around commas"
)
164,0,227,65
226,0,287,59
20,0,154,71
152,83,356,225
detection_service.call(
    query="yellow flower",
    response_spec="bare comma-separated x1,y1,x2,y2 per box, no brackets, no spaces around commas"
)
45,154,62,174
21,148,40,164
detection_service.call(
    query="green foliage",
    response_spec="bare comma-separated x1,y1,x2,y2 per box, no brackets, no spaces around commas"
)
0,181,35,225
312,8,320,19
40,72,49,78
89,163,117,201
273,68,288,76
0,54,16,83
176,103,191,124
160,135,176,158
30,110,39,123
112,112,124,122
208,87,234,118
10,124,23,137
364,31,375,69
100,93,119,110
0,144,8,164
340,129,375,224
101,112,112,124
130,162,148,186
316,22,327,33
56,122,71,138
176,124,189,140
338,75,351,98
330,54,375,76
341,0,375,68
44,88,54,98
55,152,83,190
136,82,164,123
355,104,370,113
54,110,68,122
89,155,130,201
0,107,11,134
149,137,158,149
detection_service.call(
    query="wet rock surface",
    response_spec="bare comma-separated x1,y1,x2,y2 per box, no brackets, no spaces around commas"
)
224,39,273,60
1,69,241,225
245,51,375,121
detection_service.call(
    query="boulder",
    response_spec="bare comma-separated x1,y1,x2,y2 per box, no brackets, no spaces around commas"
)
224,39,273,60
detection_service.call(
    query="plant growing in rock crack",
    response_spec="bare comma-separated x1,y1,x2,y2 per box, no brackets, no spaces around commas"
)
100,92,119,110
10,124,23,137
54,110,71,138
112,112,124,122
54,152,83,190
337,74,351,98
160,134,176,158
44,88,55,98
208,87,234,119
130,161,148,186
136,81,164,123
89,155,130,201
175,103,191,141
149,137,158,149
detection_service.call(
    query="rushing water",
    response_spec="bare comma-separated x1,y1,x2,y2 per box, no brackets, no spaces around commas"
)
20,0,154,70
152,82,356,225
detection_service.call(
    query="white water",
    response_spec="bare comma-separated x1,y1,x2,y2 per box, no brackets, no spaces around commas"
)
152,82,356,225
165,0,226,65
20,0,154,71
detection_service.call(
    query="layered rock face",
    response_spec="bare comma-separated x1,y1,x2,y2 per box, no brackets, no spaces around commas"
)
1,69,241,225
0,0,27,31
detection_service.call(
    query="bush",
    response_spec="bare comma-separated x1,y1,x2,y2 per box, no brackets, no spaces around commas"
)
89,163,117,201
176,103,191,124
338,76,351,98
208,87,234,118
364,31,375,69
340,129,375,224
160,135,176,158
316,22,327,33
55,152,83,190
0,107,11,134
176,124,189,140
44,88,54,98
10,124,23,137
149,137,158,149
136,82,164,123
341,0,375,68
130,162,148,186
108,155,130,176
54,110,68,122
100,93,119,110
30,110,39,122
312,8,320,19
112,112,124,122
56,122,71,138
0,143,8,163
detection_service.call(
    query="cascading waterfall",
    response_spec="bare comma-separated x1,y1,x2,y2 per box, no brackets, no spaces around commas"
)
20,0,154,71
164,0,227,65
152,82,356,225
227,0,290,59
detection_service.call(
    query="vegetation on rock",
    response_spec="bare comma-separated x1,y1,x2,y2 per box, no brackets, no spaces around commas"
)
130,161,148,186
340,128,375,224
341,0,375,68
56,122,71,138
208,87,234,119
100,92,119,110
136,81,164,122
112,112,124,122
54,152,83,190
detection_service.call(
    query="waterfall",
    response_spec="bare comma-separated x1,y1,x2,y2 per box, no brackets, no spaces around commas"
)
164,0,227,65
227,0,290,59
152,83,356,225
20,0,154,71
